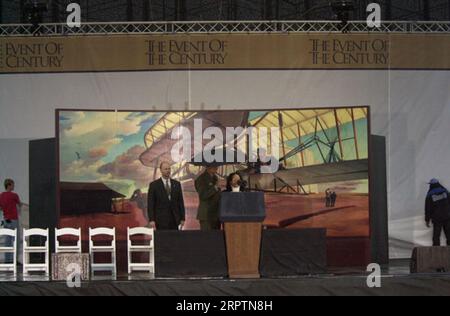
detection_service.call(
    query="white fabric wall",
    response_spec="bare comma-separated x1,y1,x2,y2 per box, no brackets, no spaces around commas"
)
0,139,30,202
388,71,450,257
0,70,449,258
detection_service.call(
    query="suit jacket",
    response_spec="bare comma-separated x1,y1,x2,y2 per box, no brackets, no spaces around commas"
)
147,178,185,228
195,172,221,222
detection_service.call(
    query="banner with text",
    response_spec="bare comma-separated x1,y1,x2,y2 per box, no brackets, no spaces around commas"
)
1,34,449,73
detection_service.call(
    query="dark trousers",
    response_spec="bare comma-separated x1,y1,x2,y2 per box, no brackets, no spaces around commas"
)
331,198,336,207
156,213,178,230
433,220,450,246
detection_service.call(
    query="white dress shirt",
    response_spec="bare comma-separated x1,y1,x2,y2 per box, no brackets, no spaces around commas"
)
232,186,241,193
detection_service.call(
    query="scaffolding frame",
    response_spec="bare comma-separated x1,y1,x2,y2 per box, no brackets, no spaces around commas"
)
1,20,449,36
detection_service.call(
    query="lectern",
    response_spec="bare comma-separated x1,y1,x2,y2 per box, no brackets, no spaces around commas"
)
220,192,266,279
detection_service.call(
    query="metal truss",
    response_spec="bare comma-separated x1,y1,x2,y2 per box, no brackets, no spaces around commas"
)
1,20,450,36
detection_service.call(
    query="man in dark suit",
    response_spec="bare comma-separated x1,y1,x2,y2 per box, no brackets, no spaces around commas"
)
148,162,185,230
195,166,221,231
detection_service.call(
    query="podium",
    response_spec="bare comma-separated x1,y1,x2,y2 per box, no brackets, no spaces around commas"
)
220,192,266,279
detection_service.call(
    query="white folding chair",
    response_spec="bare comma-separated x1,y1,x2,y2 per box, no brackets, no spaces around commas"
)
89,227,116,276
55,228,82,254
0,228,17,275
127,227,155,274
23,228,49,275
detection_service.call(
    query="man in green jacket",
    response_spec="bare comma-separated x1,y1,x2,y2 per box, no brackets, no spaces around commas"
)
195,166,221,230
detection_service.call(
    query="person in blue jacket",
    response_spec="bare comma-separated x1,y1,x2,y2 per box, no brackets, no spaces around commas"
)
425,179,450,246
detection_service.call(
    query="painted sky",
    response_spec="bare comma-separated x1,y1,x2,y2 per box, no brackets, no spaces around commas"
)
59,111,162,197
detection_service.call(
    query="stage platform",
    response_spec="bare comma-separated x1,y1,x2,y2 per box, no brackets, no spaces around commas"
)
1,260,450,296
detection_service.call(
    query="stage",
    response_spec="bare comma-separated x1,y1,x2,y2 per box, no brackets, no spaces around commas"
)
1,260,450,296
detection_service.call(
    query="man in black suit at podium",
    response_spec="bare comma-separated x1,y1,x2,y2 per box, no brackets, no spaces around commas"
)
148,162,186,230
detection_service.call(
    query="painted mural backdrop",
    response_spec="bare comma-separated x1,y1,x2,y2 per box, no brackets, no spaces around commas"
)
58,108,369,237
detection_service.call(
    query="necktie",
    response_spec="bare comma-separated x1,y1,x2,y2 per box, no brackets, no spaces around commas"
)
165,179,171,199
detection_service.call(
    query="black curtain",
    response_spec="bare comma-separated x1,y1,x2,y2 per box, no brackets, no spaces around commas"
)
29,138,57,253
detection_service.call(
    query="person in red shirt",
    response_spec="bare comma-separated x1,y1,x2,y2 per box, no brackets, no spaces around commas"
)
0,179,22,263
